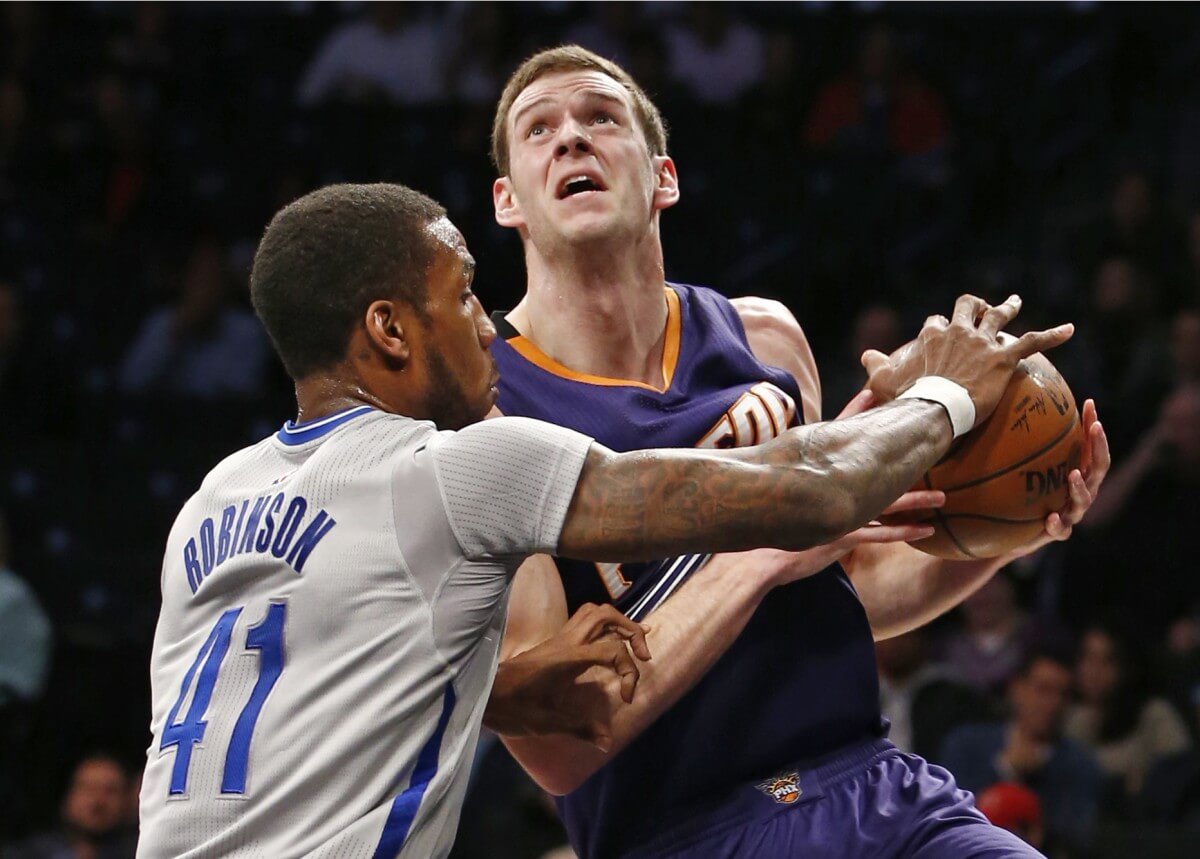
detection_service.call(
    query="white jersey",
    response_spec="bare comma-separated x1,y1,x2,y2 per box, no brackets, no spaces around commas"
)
138,407,591,859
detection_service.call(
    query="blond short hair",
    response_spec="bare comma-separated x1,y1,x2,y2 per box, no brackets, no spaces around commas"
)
490,45,668,176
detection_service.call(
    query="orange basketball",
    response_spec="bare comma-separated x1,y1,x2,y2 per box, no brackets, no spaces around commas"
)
904,353,1084,559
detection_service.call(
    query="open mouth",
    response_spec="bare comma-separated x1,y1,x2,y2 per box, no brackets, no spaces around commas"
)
557,174,606,199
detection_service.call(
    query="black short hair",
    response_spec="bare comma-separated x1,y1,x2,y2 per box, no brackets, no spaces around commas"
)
250,183,447,380
1014,644,1073,680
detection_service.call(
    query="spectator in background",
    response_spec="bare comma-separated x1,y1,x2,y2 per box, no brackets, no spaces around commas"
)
664,4,765,105
1072,256,1173,457
1083,384,1200,530
5,754,136,859
940,573,1035,697
297,2,446,107
1139,683,1200,828
974,782,1045,852
804,26,950,161
1069,385,1200,631
1075,169,1186,313
1066,623,1191,807
876,625,991,762
119,238,267,400
940,649,1104,852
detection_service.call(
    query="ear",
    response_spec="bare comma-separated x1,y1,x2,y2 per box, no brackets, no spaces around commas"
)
493,176,525,228
652,156,680,212
364,299,411,366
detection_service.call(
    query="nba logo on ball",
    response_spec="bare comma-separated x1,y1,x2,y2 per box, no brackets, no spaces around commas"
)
757,772,802,804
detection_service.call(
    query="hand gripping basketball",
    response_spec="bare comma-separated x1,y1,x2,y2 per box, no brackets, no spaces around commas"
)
864,294,1074,430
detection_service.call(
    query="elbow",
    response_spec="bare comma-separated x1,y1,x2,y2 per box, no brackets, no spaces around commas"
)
512,755,592,797
537,770,588,797
500,736,598,797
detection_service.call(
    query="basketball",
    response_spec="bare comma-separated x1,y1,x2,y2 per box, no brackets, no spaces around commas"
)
904,353,1084,559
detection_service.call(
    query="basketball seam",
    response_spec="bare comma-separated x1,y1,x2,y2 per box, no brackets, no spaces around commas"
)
924,473,977,559
938,513,1046,524
939,411,1080,494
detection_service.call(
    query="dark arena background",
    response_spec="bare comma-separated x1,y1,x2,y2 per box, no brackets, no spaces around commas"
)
2,2,1200,858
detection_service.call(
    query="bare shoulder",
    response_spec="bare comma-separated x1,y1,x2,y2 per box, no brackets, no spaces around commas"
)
730,297,822,423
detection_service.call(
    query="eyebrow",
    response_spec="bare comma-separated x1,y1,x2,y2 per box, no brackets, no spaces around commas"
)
511,90,628,131
511,96,555,132
462,257,476,279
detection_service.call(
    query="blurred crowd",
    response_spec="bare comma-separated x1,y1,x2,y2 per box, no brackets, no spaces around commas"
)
2,3,1200,857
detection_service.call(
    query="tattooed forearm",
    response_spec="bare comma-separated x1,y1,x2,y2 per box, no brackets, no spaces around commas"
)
556,399,953,562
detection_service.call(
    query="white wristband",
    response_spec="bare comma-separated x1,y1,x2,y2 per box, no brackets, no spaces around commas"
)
897,376,976,439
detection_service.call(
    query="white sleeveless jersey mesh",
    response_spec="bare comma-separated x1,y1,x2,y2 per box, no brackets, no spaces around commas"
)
138,408,591,859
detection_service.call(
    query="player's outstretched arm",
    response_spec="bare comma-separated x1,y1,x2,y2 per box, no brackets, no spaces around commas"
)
558,399,953,559
558,295,1073,563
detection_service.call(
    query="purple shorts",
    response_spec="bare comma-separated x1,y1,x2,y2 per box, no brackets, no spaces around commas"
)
623,739,1043,859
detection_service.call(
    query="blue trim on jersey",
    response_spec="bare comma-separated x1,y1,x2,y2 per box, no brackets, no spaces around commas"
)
276,406,374,446
372,683,457,859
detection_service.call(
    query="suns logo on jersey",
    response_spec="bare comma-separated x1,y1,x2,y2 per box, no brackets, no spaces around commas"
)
756,772,803,804
594,382,798,601
697,382,797,450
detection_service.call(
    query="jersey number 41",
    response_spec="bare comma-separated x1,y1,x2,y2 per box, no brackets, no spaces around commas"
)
160,603,287,798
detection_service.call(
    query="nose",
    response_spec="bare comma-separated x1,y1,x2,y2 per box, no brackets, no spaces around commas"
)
554,117,592,158
477,304,497,349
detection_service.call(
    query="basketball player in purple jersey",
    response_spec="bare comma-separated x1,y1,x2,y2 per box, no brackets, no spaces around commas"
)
484,47,1111,858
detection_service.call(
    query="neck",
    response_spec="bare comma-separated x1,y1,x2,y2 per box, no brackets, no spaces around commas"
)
293,369,392,424
510,229,670,385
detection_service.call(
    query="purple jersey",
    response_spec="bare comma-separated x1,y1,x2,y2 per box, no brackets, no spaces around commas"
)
491,284,886,859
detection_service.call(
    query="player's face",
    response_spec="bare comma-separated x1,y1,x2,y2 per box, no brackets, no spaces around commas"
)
410,219,499,430
495,70,678,248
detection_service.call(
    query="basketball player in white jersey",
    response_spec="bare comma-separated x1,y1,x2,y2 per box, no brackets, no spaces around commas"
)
137,183,1073,858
